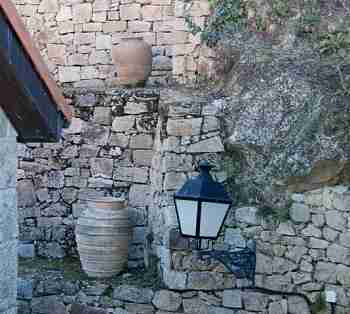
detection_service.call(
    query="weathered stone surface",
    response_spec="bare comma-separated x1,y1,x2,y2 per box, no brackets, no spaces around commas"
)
152,290,182,312
287,296,310,314
331,188,350,211
187,137,224,153
183,297,209,314
71,303,107,314
17,180,36,207
90,158,113,178
241,292,268,311
336,264,350,286
290,203,310,223
162,153,192,172
314,262,337,283
339,232,350,248
124,303,155,314
82,124,110,146
325,210,345,231
130,134,154,149
128,184,151,207
272,257,297,274
222,290,242,309
163,271,187,290
114,167,149,183
208,307,234,314
187,272,225,290
113,285,154,303
133,150,154,166
327,244,350,265
276,222,295,235
224,228,246,248
93,107,112,125
309,238,329,249
17,279,34,300
167,118,202,136
47,171,65,189
235,207,259,225
269,300,288,314
31,296,65,314
256,253,273,274
64,118,85,134
18,242,35,258
112,116,135,132
163,172,186,190
301,224,322,238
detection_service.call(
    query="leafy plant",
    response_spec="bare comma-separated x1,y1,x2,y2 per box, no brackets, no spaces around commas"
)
257,204,290,223
319,31,350,56
310,292,327,314
185,0,247,47
295,0,320,35
271,0,289,18
319,28,350,95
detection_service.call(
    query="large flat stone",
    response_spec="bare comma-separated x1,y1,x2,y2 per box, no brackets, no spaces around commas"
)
113,285,154,303
152,290,182,312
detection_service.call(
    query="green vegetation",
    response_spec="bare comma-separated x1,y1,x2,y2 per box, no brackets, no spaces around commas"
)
256,204,290,223
19,256,91,282
310,292,327,314
271,0,289,18
318,26,350,95
185,0,246,47
19,255,163,288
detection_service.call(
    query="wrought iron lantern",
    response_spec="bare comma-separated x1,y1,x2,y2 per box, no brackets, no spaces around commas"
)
174,160,232,242
174,160,256,286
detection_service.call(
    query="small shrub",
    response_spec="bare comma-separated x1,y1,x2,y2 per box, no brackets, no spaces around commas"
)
311,292,327,314
185,0,247,47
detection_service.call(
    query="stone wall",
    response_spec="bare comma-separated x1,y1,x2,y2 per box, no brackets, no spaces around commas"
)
18,86,350,313
0,110,18,314
17,87,223,266
17,265,311,314
145,92,350,313
151,184,350,313
14,0,213,87
17,89,159,267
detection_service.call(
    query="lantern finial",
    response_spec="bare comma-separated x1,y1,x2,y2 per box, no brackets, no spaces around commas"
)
198,160,213,174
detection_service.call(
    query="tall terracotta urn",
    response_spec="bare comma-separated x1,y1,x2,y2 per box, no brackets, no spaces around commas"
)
112,37,152,87
76,197,131,278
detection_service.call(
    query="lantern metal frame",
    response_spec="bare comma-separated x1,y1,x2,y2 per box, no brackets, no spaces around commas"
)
173,160,257,287
174,160,232,241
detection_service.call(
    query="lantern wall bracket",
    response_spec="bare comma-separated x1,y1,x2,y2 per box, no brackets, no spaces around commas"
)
196,240,257,288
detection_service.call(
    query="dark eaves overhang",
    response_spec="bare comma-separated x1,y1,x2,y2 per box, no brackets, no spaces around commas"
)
0,0,72,143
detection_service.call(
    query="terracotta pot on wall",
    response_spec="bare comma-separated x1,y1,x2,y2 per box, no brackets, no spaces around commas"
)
112,37,152,87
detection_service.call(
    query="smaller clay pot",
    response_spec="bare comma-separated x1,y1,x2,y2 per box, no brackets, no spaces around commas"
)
112,37,152,87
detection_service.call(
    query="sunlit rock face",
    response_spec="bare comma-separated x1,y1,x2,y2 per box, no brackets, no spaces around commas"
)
222,31,350,206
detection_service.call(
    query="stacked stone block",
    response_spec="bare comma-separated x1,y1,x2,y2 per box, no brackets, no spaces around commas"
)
14,0,176,87
148,89,229,289
172,0,216,84
158,185,350,313
0,110,18,314
14,0,215,87
17,271,311,314
17,89,159,267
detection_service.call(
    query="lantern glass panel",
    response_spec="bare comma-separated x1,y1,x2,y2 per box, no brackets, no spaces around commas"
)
175,199,198,236
199,202,230,238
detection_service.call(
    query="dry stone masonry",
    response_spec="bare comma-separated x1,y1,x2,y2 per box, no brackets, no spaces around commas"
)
17,266,311,314
14,0,214,86
17,87,350,313
0,109,18,314
17,88,159,267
